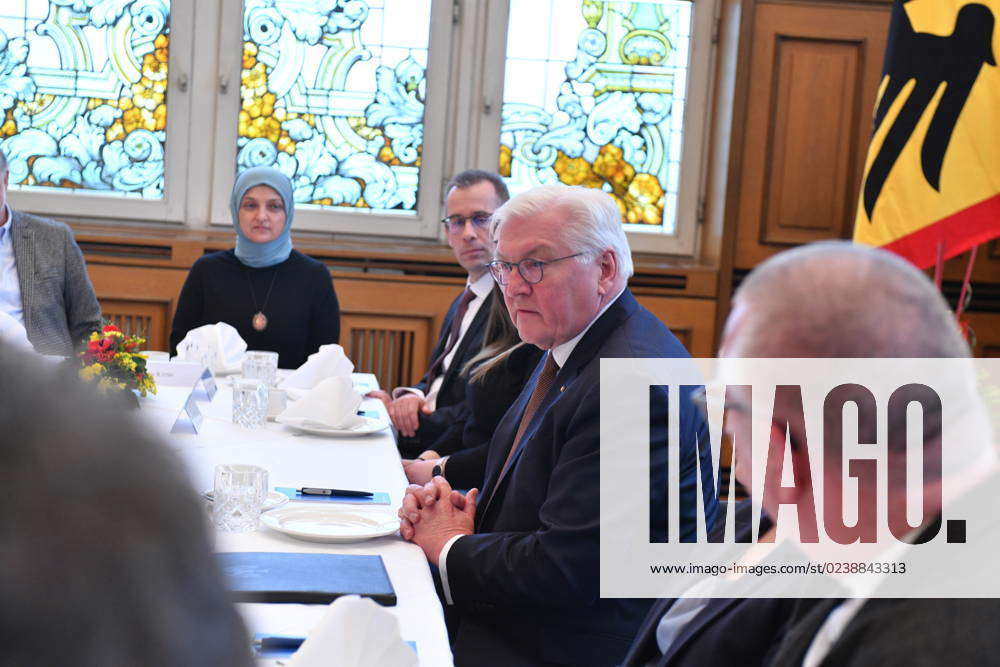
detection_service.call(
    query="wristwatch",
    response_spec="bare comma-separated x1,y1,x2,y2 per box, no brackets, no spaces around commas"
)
431,458,447,479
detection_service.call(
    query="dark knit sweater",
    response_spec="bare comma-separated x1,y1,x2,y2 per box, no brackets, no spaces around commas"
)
169,249,340,369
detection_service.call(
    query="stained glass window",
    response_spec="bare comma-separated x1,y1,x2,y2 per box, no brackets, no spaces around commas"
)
238,0,431,214
0,0,171,199
500,0,692,233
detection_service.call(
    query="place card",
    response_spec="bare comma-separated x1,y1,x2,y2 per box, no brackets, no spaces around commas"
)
147,361,216,401
148,360,203,387
170,392,204,434
195,367,218,401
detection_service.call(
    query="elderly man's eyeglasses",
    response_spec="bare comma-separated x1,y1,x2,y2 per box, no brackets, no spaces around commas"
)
441,212,492,234
487,253,584,286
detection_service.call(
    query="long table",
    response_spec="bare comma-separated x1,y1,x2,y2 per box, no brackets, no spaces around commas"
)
138,374,453,666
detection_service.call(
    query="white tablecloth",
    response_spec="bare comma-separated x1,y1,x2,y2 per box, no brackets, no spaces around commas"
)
138,373,453,666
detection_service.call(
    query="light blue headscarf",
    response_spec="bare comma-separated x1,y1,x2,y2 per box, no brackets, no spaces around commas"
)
230,167,294,268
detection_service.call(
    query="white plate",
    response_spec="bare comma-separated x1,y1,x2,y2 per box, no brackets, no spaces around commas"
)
202,490,289,512
260,506,400,543
280,416,388,437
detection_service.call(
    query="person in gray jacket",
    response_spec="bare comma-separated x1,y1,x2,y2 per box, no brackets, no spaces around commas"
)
0,148,101,355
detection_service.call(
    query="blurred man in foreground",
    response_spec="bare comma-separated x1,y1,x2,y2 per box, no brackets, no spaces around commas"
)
0,345,251,666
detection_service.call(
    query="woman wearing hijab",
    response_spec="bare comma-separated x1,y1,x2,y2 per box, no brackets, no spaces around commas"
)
169,167,340,369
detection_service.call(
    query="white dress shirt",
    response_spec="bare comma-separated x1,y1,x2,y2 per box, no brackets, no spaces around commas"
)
393,271,494,410
438,288,626,605
0,204,24,325
0,309,31,349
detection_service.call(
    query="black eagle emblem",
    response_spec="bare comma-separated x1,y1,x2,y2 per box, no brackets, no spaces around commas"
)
863,1,996,221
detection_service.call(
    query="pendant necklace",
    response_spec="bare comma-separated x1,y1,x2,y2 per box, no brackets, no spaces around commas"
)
246,267,279,332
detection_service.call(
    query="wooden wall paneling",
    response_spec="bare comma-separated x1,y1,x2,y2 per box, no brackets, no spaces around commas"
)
333,275,465,387
86,264,189,352
631,294,717,357
342,313,430,389
965,312,1000,358
941,239,1000,285
734,1,890,269
99,298,170,350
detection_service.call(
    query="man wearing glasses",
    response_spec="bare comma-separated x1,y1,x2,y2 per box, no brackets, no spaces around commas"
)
398,184,716,666
368,170,508,456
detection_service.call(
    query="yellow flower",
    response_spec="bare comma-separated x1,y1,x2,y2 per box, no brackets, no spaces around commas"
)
114,353,137,373
97,377,127,393
79,364,106,381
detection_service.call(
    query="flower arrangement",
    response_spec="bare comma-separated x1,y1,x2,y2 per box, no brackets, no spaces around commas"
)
78,324,157,397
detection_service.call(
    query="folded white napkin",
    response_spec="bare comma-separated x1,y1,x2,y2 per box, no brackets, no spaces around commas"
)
175,323,246,374
288,595,417,667
275,376,365,430
279,344,354,396
0,310,32,350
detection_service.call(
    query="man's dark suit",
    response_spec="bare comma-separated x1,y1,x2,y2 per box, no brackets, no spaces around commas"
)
769,597,1000,666
398,288,494,457
619,502,799,667
443,290,718,666
435,343,544,489
769,476,1000,666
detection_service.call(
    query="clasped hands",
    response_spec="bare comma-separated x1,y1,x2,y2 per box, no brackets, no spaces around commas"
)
366,390,432,437
398,475,479,564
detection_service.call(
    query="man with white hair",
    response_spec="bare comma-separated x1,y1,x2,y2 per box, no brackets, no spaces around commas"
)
399,184,716,666
0,148,101,355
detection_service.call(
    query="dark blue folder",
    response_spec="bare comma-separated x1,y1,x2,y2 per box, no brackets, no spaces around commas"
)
218,552,397,606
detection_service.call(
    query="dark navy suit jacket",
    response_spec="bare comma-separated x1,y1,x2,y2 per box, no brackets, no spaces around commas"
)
398,287,494,457
619,501,797,667
443,290,718,666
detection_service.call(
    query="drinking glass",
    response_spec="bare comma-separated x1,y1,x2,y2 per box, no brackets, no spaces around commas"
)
243,350,279,386
232,378,268,428
213,464,269,532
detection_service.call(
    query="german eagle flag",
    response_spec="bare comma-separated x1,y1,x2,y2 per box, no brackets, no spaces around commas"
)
854,0,1000,268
